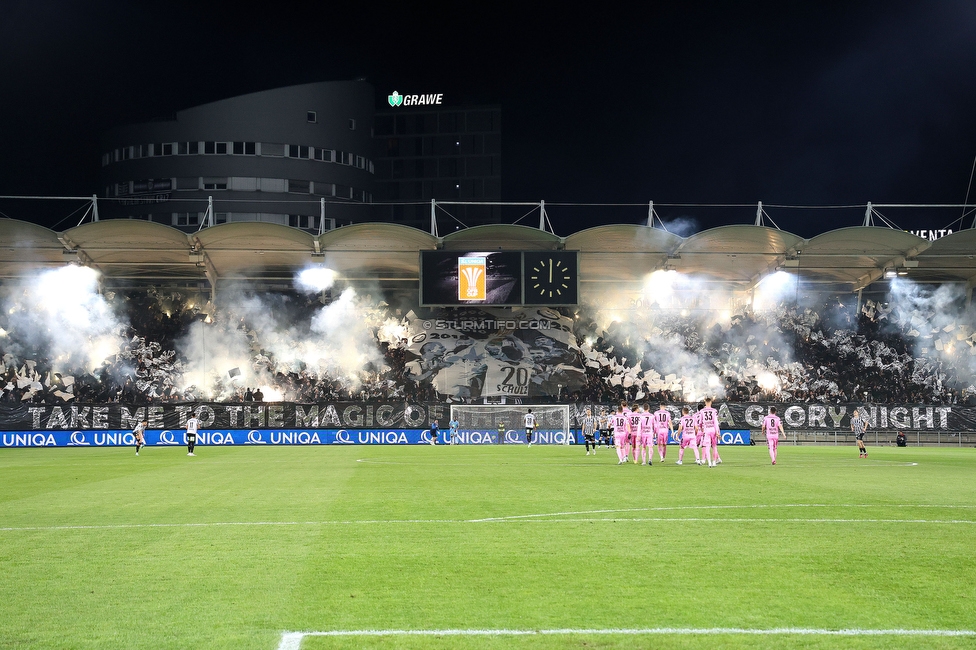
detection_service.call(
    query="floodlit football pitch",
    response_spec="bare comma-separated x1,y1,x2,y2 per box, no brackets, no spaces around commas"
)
1,444,974,649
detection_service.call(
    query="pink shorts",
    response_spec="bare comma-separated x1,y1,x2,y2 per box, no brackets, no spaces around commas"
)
701,433,713,448
680,435,696,449
615,432,630,446
767,434,779,448
641,433,654,446
696,433,704,446
710,431,720,447
656,432,668,444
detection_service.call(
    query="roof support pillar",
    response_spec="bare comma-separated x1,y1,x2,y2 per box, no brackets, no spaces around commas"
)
430,199,438,236
539,200,546,231
91,195,99,222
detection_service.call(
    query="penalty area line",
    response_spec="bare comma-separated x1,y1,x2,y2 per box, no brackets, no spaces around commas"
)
277,627,976,649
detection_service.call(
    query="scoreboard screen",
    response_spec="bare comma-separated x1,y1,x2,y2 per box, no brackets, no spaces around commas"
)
419,250,579,306
420,251,522,306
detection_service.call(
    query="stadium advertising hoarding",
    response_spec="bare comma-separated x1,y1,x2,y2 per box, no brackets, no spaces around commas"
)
0,428,744,447
0,428,575,447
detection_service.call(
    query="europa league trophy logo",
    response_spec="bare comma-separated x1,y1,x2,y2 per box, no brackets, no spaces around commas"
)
458,257,487,301
462,267,483,297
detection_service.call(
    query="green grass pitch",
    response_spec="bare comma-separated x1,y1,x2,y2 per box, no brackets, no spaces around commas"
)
1,443,974,649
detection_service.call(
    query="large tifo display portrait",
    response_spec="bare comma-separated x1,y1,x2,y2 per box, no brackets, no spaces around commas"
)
402,307,585,398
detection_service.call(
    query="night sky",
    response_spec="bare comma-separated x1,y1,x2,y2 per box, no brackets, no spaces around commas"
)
1,1,974,236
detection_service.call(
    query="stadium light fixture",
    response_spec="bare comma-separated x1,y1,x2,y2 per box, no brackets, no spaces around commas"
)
884,269,897,279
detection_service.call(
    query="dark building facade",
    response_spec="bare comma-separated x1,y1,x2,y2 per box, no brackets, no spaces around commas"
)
98,82,501,233
99,81,377,232
372,104,502,229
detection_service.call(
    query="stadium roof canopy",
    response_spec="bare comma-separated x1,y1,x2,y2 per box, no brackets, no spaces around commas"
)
0,218,972,296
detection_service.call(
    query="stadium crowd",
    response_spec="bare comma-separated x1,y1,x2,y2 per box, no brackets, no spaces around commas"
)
1,288,973,406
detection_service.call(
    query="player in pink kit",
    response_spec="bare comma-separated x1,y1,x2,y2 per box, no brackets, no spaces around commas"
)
703,397,722,465
693,402,706,465
651,404,672,463
637,403,654,466
698,397,721,468
623,404,643,465
675,406,699,466
763,406,785,465
610,405,632,465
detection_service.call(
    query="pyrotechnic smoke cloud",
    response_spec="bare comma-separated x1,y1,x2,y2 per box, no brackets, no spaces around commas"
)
0,265,128,373
887,278,976,385
174,269,387,400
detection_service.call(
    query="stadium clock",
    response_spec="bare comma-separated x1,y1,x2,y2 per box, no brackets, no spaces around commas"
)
523,251,579,305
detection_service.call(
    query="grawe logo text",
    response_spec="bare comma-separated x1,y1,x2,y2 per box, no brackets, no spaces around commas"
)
388,91,443,107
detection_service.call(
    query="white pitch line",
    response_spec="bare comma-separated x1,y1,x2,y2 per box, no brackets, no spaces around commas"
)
4,504,975,533
3,517,975,532
496,517,976,525
277,627,976,649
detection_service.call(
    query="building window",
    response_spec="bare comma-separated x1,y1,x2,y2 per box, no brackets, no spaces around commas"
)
203,178,228,190
307,111,317,123
204,141,215,154
233,141,256,155
175,177,199,190
216,142,227,154
288,144,299,158
348,119,356,130
173,212,200,226
215,213,228,224
288,179,310,194
289,215,319,229
101,153,110,167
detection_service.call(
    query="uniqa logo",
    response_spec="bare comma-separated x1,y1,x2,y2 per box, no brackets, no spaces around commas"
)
388,91,403,107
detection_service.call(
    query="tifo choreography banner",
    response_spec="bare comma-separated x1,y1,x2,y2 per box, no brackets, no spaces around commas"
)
403,307,585,398
0,428,753,448
0,402,447,431
569,402,967,431
0,401,968,433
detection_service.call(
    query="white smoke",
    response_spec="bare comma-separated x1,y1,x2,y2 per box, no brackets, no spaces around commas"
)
173,273,388,400
886,278,976,385
0,265,128,374
580,269,804,401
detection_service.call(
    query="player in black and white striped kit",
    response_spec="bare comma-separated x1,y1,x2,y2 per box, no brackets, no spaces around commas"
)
851,409,869,458
581,408,598,455
598,409,612,448
524,409,536,446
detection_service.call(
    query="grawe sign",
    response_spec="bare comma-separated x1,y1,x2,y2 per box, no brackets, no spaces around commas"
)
388,91,444,106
